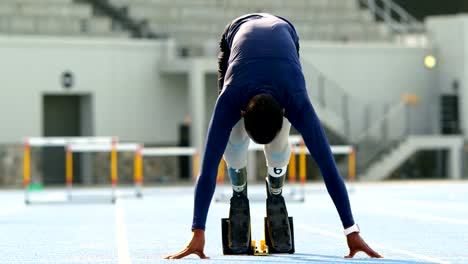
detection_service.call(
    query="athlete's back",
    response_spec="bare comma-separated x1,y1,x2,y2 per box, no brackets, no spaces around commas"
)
226,14,299,63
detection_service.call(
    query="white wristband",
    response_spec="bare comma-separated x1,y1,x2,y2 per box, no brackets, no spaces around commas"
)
344,224,360,236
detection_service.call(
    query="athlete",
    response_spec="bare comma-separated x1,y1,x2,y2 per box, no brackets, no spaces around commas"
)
165,13,382,259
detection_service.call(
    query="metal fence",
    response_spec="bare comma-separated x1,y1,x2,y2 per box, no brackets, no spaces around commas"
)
301,60,391,143
301,59,425,176
358,0,425,34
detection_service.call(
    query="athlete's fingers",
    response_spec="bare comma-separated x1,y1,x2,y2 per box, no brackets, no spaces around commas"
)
363,246,383,258
194,250,210,259
344,249,357,258
163,253,176,259
164,248,193,259
165,252,189,259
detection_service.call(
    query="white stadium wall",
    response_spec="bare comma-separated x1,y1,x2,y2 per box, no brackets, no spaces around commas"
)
300,42,438,138
0,33,460,146
426,15,468,140
465,17,468,140
0,36,187,144
188,43,438,146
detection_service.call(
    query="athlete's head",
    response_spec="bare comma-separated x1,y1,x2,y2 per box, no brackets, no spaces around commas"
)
243,94,283,144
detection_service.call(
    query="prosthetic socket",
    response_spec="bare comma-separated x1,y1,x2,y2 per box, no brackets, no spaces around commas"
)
228,165,287,196
267,166,287,195
228,167,248,195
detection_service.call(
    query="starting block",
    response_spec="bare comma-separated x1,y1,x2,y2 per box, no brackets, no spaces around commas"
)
264,216,295,254
222,217,295,256
221,217,269,256
221,218,253,255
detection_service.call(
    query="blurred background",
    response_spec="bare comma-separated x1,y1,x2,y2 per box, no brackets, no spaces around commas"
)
0,0,467,189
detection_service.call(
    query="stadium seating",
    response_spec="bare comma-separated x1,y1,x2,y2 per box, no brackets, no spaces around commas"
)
109,0,392,54
0,0,393,48
0,0,123,37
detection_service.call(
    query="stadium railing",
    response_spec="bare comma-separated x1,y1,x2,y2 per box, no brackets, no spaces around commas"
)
358,0,425,34
353,94,421,174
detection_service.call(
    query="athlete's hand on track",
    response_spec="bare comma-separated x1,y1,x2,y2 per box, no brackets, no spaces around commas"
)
164,229,209,259
345,232,383,258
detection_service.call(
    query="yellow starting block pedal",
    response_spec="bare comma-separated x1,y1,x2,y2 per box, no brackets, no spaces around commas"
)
251,240,269,256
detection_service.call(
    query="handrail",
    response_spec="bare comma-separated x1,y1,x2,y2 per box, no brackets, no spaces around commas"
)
359,0,425,33
354,98,418,172
302,59,420,174
301,59,391,143
84,0,161,38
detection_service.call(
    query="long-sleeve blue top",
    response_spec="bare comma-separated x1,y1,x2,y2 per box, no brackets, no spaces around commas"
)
192,13,355,230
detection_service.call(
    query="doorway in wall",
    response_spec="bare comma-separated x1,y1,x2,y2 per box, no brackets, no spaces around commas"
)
42,95,93,185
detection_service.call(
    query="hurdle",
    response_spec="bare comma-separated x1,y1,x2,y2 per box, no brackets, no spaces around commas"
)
214,138,306,202
66,140,143,203
214,135,356,202
287,139,356,201
141,146,199,180
23,137,114,204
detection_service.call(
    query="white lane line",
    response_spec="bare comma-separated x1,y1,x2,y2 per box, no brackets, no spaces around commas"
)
115,200,132,264
393,199,468,211
0,204,25,216
344,197,468,226
296,224,450,264
391,211,468,225
357,207,468,226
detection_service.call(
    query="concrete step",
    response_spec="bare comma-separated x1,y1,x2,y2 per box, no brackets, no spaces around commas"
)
359,136,464,181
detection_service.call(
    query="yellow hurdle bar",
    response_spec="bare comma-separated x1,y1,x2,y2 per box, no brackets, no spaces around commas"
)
134,145,143,198
192,151,200,180
288,146,297,183
111,139,118,187
23,141,31,204
348,148,356,182
134,146,143,184
110,139,118,203
299,141,307,184
66,145,73,200
217,160,225,184
66,146,73,185
23,142,31,188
